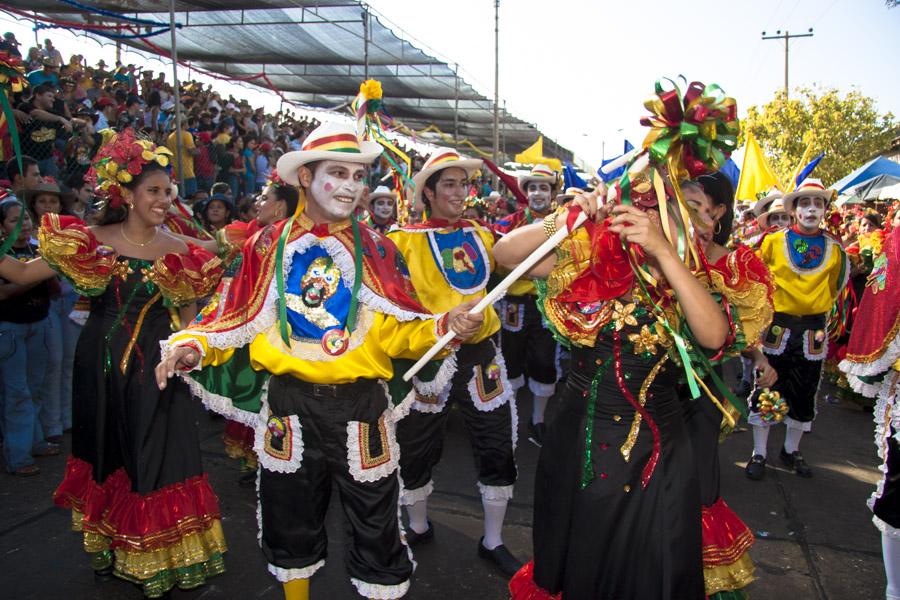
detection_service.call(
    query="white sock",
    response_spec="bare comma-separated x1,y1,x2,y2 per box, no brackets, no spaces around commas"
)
752,424,770,458
481,496,508,550
784,427,804,454
406,499,429,535
532,395,550,425
884,532,900,600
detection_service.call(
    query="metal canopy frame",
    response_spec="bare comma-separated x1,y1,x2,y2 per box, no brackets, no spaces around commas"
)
11,0,572,158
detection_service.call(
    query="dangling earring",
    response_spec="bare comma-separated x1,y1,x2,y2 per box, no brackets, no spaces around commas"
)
714,220,722,235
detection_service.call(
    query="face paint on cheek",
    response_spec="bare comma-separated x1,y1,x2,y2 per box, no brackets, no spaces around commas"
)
324,182,333,192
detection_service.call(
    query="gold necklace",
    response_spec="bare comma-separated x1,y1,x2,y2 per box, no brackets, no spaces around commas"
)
120,223,159,247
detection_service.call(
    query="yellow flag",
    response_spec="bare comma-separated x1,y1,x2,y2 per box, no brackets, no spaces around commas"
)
784,142,813,193
514,136,562,171
735,132,782,202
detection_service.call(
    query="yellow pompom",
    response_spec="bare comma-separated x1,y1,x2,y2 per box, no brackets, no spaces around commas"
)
360,79,382,100
106,162,118,175
156,155,170,167
117,171,133,183
141,150,156,162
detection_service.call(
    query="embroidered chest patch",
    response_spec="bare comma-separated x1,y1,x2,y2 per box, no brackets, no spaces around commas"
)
426,228,489,293
284,245,351,341
787,229,826,270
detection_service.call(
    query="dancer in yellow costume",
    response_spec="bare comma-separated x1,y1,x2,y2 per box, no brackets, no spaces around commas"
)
155,123,485,600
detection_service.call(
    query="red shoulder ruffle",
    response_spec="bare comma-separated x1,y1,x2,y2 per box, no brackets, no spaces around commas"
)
357,221,430,315
147,244,224,306
37,213,129,295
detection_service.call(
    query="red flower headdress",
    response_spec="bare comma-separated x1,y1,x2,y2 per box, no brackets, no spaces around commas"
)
86,129,173,210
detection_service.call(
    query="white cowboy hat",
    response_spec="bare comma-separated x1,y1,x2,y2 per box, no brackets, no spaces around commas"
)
782,178,836,213
517,163,559,190
752,188,783,218
368,185,396,201
757,196,789,229
411,147,482,203
276,122,382,186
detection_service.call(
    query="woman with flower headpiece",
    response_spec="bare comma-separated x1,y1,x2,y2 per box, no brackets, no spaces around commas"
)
0,129,226,598
495,81,754,599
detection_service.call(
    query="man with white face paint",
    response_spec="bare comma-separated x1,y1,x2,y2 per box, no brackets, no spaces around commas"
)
365,185,398,234
493,164,562,447
389,148,521,578
159,123,486,600
746,179,849,481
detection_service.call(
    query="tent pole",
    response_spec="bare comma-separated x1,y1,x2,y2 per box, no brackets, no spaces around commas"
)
170,0,185,192
492,0,500,187
363,7,370,80
453,65,459,150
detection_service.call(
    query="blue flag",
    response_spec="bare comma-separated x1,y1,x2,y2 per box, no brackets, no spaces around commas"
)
795,152,825,188
563,161,588,190
720,158,741,189
598,140,635,183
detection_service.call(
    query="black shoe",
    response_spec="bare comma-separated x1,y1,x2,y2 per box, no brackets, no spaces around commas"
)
780,448,813,477
745,454,766,480
405,521,434,546
478,537,523,578
528,421,546,447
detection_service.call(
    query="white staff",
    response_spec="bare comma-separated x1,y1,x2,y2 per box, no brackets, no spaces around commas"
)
403,210,590,381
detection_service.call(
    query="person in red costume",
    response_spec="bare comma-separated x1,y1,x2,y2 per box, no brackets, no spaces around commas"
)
840,212,900,600
0,130,227,598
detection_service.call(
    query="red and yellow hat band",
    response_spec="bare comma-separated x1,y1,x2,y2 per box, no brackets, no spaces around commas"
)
427,151,463,168
302,133,362,154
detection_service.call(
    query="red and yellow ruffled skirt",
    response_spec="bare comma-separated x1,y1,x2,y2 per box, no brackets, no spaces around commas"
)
53,456,227,598
702,497,755,597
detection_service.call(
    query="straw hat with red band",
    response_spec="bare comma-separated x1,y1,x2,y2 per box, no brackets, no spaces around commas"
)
411,147,482,203
368,185,397,202
782,178,836,213
752,188,783,218
517,163,559,190
757,196,789,229
275,122,382,186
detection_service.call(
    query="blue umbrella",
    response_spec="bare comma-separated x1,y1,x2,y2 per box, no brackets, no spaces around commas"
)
831,156,900,193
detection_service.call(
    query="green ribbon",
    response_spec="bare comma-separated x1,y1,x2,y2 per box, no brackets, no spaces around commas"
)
0,90,25,257
345,218,363,334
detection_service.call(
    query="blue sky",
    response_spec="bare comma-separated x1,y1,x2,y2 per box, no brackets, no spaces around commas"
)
3,1,898,170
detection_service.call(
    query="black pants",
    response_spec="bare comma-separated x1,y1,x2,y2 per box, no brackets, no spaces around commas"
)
396,338,517,499
499,295,560,396
257,375,412,593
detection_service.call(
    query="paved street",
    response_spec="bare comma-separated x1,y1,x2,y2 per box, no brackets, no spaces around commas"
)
0,382,885,599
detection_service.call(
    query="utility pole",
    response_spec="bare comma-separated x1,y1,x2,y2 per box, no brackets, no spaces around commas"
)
761,28,814,99
492,0,500,184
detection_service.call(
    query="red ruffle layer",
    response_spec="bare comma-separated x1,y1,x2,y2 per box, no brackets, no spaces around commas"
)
53,456,222,552
701,497,754,566
509,561,563,600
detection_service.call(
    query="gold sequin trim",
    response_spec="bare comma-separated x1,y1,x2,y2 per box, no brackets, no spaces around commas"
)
621,355,668,462
703,552,755,595
121,292,162,374
359,418,392,470
113,522,227,580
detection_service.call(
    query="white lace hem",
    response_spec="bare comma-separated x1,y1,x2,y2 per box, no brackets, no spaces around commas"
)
802,330,828,361
840,332,900,378
528,378,556,398
346,410,400,483
784,416,813,432
477,481,514,501
350,577,410,599
399,479,434,506
268,559,325,582
761,327,790,356
182,374,259,427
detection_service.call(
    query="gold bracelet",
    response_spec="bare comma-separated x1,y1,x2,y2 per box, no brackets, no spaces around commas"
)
543,212,558,239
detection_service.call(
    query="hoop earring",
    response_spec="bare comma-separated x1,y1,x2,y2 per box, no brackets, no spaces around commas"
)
714,220,722,235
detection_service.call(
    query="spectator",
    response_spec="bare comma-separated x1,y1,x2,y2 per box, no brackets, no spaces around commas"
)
24,46,42,72
194,132,215,194
241,135,256,196
18,82,70,179
0,198,58,476
26,60,60,88
41,38,64,68
95,97,117,130
6,156,42,196
63,172,94,220
116,95,142,130
1,32,21,58
200,193,235,232
255,142,272,192
166,123,199,198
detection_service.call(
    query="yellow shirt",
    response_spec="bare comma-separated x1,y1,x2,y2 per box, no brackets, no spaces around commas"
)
169,217,445,384
389,219,500,343
757,228,849,316
166,130,196,179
